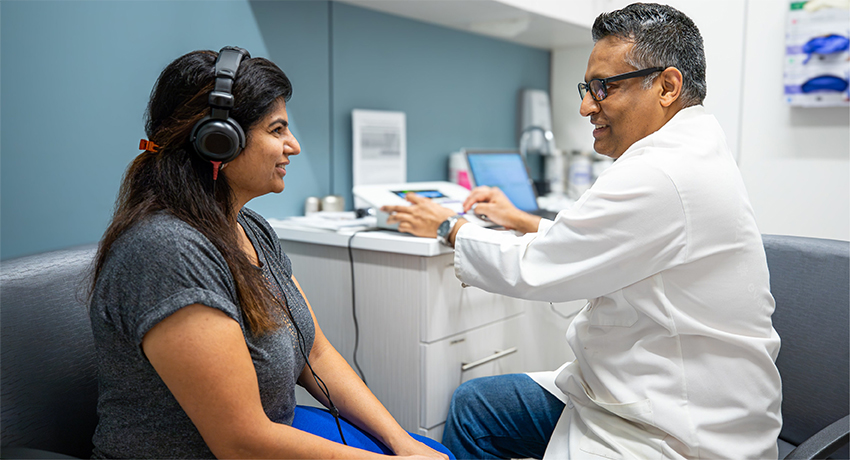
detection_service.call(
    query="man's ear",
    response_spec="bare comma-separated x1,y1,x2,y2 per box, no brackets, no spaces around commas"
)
658,67,683,107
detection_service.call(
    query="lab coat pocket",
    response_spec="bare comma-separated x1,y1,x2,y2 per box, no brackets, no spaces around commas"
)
578,385,661,459
590,397,653,424
588,293,638,328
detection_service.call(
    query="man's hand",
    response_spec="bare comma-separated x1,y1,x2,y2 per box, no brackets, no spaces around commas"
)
382,193,458,238
463,186,541,234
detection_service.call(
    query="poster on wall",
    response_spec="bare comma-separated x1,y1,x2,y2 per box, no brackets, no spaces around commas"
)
351,109,406,207
784,0,850,107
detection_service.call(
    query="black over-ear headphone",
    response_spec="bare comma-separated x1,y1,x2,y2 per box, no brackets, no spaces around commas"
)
191,46,251,164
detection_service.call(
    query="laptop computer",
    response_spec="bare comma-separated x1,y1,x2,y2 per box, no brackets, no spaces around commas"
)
464,150,559,220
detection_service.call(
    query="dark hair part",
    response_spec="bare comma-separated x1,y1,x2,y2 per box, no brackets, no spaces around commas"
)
592,2,706,107
92,49,292,335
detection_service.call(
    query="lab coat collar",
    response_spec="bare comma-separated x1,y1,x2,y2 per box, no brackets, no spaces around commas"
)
617,105,708,161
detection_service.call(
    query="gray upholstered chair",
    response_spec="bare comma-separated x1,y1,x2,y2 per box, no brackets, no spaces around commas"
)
764,234,850,459
1,245,98,459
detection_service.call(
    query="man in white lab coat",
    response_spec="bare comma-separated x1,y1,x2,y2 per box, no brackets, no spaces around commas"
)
383,3,782,459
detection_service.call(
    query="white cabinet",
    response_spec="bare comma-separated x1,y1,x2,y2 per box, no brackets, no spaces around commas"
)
420,254,524,342
420,314,525,430
273,224,579,440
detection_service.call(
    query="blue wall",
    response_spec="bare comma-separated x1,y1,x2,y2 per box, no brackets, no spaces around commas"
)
0,0,549,260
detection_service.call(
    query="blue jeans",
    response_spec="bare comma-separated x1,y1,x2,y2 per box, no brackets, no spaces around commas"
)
441,374,565,459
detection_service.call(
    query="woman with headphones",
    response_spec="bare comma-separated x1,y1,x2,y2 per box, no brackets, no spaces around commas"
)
88,47,452,460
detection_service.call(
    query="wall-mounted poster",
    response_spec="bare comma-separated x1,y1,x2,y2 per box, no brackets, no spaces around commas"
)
785,0,850,107
351,109,406,208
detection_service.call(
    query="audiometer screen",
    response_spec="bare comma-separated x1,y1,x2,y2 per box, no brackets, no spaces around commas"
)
466,153,538,212
392,189,447,200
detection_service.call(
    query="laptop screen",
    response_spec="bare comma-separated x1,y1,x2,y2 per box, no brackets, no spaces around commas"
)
465,151,539,212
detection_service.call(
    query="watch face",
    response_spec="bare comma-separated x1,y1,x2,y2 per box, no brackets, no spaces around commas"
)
438,219,451,237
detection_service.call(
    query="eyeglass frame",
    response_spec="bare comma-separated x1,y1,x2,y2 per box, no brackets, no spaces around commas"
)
578,67,666,102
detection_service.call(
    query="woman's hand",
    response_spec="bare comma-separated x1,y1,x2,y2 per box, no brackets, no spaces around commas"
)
391,436,450,460
463,186,541,234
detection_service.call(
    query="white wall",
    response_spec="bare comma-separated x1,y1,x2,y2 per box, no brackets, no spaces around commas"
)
738,0,849,241
551,0,849,241
552,43,596,154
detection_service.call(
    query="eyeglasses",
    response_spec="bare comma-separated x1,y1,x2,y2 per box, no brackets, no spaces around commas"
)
578,67,665,102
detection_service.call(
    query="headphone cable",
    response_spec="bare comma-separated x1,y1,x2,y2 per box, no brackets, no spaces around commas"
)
285,301,347,446
346,228,380,387
244,217,347,445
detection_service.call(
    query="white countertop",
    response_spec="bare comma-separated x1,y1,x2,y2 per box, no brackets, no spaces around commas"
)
269,219,452,257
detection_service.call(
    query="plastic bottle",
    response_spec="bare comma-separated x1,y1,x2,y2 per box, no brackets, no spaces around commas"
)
568,150,593,199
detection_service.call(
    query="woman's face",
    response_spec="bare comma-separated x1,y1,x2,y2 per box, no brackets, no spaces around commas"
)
224,100,300,207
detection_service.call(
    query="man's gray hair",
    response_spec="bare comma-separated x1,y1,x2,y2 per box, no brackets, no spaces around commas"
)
592,3,707,107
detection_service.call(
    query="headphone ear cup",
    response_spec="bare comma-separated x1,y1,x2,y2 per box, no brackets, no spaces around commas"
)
191,117,246,163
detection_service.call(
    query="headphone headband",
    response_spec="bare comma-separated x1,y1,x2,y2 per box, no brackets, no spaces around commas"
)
209,47,249,111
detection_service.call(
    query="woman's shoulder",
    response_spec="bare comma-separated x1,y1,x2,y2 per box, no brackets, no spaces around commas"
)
122,212,207,246
110,212,225,268
238,208,291,276
238,207,272,232
238,208,278,248
93,213,241,345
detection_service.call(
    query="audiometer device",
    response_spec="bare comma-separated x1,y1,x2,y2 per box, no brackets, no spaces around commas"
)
465,150,559,220
353,181,487,230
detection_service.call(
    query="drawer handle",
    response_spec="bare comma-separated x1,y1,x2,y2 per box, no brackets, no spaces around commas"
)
461,347,518,372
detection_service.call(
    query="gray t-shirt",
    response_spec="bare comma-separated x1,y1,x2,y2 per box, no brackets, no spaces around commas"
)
89,208,314,459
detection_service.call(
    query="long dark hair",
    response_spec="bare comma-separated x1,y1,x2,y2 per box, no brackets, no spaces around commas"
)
91,49,292,335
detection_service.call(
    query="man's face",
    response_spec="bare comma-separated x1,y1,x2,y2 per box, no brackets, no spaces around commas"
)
580,37,668,159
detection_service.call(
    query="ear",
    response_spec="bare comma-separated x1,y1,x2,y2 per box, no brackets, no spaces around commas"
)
658,67,683,107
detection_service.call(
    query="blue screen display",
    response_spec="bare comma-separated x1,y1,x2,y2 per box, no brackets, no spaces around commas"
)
466,153,538,212
392,189,446,199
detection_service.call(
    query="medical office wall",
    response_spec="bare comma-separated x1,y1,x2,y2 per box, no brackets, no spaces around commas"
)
0,1,549,260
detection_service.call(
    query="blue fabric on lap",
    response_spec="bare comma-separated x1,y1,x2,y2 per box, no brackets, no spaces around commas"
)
292,405,455,459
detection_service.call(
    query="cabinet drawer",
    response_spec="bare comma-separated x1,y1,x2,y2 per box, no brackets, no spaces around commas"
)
421,254,524,343
419,315,525,429
417,423,445,443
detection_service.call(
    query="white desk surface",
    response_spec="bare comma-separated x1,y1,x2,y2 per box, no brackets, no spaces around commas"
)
269,219,452,257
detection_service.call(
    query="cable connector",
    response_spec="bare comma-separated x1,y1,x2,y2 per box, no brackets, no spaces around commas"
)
211,161,222,181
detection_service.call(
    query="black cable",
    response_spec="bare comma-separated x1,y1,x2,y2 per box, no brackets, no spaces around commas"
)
346,229,378,386
244,218,347,445
284,301,347,446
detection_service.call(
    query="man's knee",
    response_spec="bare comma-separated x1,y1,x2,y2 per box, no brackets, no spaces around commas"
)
450,376,499,409
448,379,480,420
449,374,518,419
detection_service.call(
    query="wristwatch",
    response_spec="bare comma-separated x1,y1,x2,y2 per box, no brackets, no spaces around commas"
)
436,215,460,247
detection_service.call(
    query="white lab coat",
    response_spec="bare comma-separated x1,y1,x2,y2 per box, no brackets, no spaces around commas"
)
453,106,782,459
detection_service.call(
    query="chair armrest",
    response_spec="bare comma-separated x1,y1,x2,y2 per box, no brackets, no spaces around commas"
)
784,415,850,460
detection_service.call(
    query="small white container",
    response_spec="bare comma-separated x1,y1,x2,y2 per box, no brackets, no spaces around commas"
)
321,195,345,212
304,196,321,215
